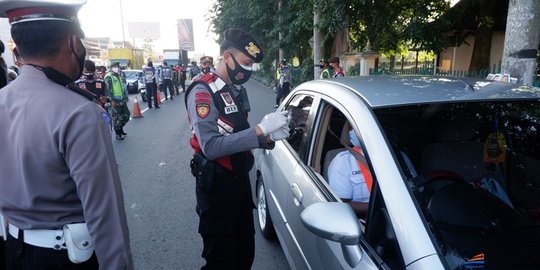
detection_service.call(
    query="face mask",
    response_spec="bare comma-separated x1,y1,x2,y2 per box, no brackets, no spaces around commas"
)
226,53,252,85
349,130,361,148
319,64,325,69
201,66,211,74
70,37,86,80
112,67,120,74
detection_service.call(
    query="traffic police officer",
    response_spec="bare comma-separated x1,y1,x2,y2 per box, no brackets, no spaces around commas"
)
192,56,214,81
160,61,174,100
105,61,131,140
319,58,331,79
76,59,109,109
185,28,290,269
0,0,134,269
143,60,160,108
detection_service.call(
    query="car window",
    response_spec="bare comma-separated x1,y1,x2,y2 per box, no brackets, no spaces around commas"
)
284,94,314,154
375,100,540,270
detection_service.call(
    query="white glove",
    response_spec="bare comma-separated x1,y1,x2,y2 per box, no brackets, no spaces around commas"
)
258,111,288,136
270,125,290,141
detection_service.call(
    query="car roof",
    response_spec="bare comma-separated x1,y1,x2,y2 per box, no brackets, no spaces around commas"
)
299,76,540,108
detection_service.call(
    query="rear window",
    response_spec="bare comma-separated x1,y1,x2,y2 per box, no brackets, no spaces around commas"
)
375,100,540,270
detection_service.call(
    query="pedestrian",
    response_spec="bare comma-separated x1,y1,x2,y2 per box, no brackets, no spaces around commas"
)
329,56,345,78
76,59,109,109
185,28,290,270
0,40,7,88
143,60,160,109
178,63,187,93
161,61,175,100
319,58,331,79
0,1,134,269
274,59,292,108
105,61,131,140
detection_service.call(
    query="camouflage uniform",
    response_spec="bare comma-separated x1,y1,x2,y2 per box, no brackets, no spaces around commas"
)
105,71,130,139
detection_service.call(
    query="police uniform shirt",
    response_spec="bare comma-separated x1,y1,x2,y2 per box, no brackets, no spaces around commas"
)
328,150,370,202
187,74,272,162
0,65,133,269
143,66,156,84
161,66,172,80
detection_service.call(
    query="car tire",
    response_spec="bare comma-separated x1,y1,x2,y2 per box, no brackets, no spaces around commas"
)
256,176,276,240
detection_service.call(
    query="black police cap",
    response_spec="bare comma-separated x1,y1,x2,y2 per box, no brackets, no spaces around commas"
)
221,28,263,63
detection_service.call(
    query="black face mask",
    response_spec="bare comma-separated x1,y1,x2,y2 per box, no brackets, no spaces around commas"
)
201,66,211,74
70,37,86,80
319,64,325,69
226,53,252,85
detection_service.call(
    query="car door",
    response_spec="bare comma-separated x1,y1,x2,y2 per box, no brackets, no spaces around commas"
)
284,93,379,270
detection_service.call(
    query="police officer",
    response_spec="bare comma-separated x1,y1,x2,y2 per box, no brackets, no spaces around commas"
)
274,59,292,108
143,60,160,108
329,56,345,78
185,28,290,270
178,63,187,93
105,61,131,140
0,0,134,269
319,58,331,79
76,59,109,109
161,61,174,100
192,56,215,82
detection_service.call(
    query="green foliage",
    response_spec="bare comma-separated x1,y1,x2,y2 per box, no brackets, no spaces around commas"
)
210,0,452,85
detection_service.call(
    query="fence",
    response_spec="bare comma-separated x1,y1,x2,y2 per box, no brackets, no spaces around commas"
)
369,61,502,79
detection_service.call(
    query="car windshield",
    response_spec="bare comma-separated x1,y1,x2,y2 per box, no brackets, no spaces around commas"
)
375,100,540,270
124,71,140,80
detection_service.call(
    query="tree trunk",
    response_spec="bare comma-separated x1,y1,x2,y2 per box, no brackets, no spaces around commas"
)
469,30,493,72
501,0,540,86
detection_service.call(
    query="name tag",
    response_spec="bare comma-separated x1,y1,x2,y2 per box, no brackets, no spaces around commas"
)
224,105,238,114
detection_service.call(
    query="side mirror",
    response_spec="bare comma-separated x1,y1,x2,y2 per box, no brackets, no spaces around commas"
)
301,202,363,268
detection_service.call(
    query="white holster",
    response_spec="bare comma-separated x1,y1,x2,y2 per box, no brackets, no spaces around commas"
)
63,223,94,264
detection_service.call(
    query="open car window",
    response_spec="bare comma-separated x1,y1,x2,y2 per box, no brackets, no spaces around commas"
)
375,100,540,270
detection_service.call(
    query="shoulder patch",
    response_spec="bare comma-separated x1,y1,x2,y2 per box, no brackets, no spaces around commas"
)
96,82,103,89
196,103,210,119
78,83,86,89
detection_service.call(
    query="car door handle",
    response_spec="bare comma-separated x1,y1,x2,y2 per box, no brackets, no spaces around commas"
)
291,183,303,204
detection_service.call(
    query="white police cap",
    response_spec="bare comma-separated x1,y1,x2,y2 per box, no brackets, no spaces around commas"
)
0,0,86,25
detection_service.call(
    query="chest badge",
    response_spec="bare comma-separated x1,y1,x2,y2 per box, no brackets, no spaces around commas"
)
78,83,86,89
220,92,238,114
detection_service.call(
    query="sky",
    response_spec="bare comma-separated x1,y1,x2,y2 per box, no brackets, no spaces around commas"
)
78,0,220,60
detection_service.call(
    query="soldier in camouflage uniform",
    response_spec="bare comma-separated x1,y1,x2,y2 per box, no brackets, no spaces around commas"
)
105,62,130,140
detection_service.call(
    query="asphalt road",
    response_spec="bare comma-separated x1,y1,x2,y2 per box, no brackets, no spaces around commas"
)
114,80,290,269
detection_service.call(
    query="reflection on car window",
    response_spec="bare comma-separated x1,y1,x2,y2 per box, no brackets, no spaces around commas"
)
285,95,313,153
376,101,540,270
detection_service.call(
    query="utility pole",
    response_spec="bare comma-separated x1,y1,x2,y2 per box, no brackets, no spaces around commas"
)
501,0,540,86
278,0,284,61
119,0,126,48
313,2,321,80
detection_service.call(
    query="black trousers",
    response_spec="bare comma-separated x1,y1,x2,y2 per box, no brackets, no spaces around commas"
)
162,79,175,99
276,82,290,105
5,233,98,270
196,170,255,270
146,82,159,107
201,232,254,270
1,240,6,270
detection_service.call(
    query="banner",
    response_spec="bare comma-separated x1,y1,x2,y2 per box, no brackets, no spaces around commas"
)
177,19,195,51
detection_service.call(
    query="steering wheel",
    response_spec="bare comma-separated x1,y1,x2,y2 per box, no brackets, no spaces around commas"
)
417,170,466,201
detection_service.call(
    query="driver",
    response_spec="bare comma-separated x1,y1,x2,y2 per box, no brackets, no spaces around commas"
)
328,124,372,218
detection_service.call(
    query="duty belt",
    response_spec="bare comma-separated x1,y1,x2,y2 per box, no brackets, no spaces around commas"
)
8,223,66,250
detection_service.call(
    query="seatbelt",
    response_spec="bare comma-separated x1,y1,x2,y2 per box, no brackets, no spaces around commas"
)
327,125,373,192
353,147,373,193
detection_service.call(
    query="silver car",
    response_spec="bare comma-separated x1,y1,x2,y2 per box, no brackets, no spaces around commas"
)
254,76,540,270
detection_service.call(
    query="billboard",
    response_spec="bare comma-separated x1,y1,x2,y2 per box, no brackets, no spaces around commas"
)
128,22,160,39
177,19,194,51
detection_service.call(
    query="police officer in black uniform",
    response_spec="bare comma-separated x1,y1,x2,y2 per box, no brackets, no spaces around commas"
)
75,59,108,109
185,28,290,270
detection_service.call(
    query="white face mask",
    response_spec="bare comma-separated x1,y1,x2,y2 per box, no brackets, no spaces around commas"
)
112,67,120,74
